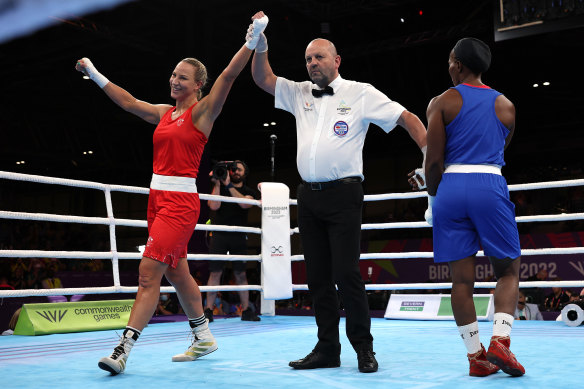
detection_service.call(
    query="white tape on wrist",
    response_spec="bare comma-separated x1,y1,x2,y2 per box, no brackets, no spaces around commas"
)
245,15,269,50
425,195,435,226
414,167,427,190
245,34,257,50
91,72,110,88
81,57,109,88
245,24,254,47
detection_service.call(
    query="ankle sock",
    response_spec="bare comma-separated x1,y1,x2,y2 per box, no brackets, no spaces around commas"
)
492,313,514,337
458,321,481,354
188,314,206,329
123,326,141,341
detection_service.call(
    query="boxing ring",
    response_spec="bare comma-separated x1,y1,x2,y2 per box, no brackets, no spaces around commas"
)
1,170,583,388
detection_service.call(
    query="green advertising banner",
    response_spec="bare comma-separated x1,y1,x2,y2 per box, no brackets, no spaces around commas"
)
385,294,494,321
14,300,134,336
437,296,491,317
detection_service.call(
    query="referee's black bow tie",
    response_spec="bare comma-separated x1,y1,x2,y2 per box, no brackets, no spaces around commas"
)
312,86,334,98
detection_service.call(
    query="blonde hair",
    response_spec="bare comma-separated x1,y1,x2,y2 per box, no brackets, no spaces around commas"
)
8,307,21,330
180,58,208,100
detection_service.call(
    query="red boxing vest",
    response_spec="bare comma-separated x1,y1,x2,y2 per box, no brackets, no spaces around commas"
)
152,103,207,178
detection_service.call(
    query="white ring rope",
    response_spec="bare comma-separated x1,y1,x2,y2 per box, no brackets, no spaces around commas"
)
291,212,584,235
2,247,581,261
1,170,583,299
292,280,584,292
289,247,584,262
0,211,261,233
0,250,260,261
0,284,263,298
360,178,584,202
0,171,260,206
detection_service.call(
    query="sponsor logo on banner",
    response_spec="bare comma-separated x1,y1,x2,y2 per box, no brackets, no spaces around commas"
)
73,304,133,323
262,206,288,220
16,300,135,335
271,245,284,257
400,301,425,311
569,260,584,277
333,121,348,137
36,309,68,323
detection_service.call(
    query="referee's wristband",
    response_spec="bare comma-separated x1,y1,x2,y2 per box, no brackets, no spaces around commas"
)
225,183,234,189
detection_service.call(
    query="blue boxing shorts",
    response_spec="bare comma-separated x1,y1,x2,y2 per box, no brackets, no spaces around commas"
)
432,173,521,263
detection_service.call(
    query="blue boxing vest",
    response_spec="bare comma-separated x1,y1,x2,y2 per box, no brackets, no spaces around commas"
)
444,84,509,167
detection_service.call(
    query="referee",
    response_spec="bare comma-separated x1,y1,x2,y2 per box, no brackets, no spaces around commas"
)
251,12,427,374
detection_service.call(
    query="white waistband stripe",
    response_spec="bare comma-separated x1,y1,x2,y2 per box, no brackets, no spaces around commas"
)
150,173,197,193
444,164,501,175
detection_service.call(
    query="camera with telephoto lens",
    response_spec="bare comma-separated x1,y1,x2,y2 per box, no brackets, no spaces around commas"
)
212,161,237,181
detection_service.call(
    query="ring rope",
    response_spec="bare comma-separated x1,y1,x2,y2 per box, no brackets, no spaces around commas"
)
289,247,584,262
2,246,581,262
3,170,584,203
288,212,584,234
3,280,583,298
0,170,260,206
0,250,260,262
0,284,263,298
0,211,261,234
1,170,583,300
292,280,584,292
359,178,584,202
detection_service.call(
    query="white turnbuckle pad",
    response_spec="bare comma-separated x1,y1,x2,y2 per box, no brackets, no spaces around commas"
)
259,182,292,300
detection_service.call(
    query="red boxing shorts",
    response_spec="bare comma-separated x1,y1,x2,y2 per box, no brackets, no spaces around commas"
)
143,188,200,268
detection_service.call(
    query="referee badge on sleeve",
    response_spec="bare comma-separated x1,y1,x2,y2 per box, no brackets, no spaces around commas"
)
333,121,349,137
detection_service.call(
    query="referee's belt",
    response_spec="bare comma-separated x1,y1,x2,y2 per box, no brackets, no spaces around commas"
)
302,176,362,191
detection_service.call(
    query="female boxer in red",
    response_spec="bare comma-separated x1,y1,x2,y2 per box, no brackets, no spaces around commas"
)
76,13,268,375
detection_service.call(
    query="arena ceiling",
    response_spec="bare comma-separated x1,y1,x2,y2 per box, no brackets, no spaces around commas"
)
0,0,582,187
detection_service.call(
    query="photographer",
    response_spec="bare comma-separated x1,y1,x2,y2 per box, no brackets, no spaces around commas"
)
514,290,543,320
205,160,260,321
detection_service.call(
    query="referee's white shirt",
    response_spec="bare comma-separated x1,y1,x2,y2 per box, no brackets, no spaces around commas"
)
275,75,405,183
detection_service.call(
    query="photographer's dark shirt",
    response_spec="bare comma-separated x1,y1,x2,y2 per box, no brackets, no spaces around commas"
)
212,184,258,227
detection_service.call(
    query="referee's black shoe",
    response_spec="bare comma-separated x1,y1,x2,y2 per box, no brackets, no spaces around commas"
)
356,345,378,373
289,350,341,369
204,308,213,323
241,307,260,321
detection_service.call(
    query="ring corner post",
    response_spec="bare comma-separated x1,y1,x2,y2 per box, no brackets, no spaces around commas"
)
259,182,293,314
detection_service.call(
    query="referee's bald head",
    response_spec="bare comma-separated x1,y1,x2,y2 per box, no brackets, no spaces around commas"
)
308,38,337,56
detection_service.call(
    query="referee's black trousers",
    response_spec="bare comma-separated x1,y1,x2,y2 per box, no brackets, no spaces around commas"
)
297,181,373,355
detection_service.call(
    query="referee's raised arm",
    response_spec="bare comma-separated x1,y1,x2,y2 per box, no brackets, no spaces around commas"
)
251,12,277,96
